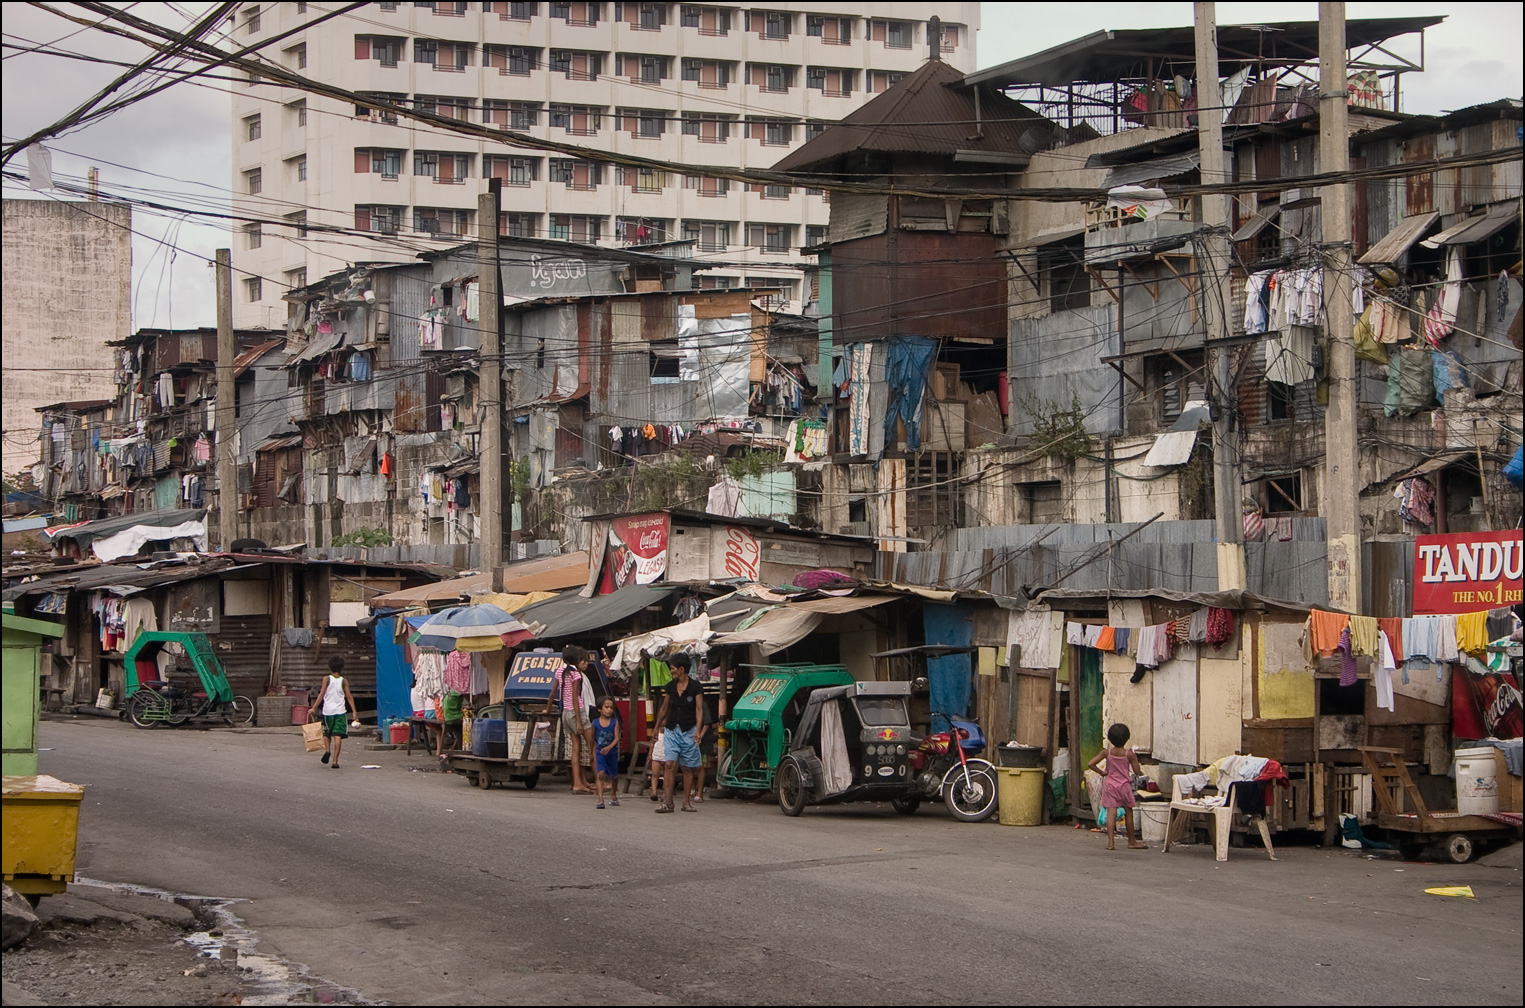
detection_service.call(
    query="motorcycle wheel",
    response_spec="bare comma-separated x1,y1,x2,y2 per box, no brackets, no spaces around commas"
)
226,695,256,726
944,762,998,822
891,795,921,816
126,692,161,729
776,757,809,817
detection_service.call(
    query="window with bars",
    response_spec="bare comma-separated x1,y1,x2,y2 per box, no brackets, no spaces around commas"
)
680,58,730,87
746,223,792,253
805,224,827,246
682,220,731,250
285,43,307,69
550,49,601,79
285,268,308,290
756,64,791,92
619,108,665,137
486,44,537,74
244,168,262,194
288,100,307,127
761,11,789,38
360,149,402,177
549,214,602,242
244,222,263,249
807,15,851,43
245,277,263,302
489,156,539,184
681,112,731,141
242,6,261,33
617,54,668,83
288,155,306,182
244,114,261,141
285,211,308,238
684,174,728,196
679,5,728,33
549,2,600,26
355,205,402,234
500,212,539,237
549,104,601,134
806,67,854,96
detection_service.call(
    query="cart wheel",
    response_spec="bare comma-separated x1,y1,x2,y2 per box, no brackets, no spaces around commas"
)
478,770,492,790
1397,839,1427,861
464,772,479,787
226,695,256,726
520,771,540,791
777,757,809,817
1443,833,1475,864
891,795,921,816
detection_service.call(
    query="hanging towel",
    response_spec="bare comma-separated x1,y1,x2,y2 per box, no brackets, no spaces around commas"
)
1094,626,1116,652
1067,622,1086,646
1113,627,1131,655
1434,615,1460,662
1309,609,1349,656
1455,610,1489,655
1206,607,1235,649
1083,624,1103,648
1349,615,1380,657
1376,617,1404,661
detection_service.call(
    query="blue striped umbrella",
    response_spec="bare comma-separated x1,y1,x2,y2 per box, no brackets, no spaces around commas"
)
414,604,531,651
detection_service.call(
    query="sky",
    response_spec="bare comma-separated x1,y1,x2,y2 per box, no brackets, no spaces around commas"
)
2,2,1521,331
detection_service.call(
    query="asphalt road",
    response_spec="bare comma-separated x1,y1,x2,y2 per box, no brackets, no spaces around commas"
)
38,718,1523,1006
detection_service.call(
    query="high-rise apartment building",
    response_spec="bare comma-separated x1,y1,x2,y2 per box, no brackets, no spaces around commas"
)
229,1,978,326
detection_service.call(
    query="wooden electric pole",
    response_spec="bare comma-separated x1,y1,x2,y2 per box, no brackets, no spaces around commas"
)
214,248,237,551
1320,2,1362,612
1194,2,1246,590
478,182,505,589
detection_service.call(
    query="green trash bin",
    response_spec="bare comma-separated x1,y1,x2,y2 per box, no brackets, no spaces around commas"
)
996,767,1045,826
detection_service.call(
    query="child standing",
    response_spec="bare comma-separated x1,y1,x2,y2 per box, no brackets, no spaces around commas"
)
593,698,622,809
1086,722,1147,850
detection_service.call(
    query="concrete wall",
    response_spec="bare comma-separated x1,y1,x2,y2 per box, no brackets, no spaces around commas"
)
2,199,131,472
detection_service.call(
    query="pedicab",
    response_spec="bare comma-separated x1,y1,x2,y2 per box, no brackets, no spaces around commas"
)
717,663,855,797
122,631,255,727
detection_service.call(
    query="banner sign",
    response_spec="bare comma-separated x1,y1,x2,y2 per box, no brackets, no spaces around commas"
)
1413,530,1524,614
504,651,561,701
597,512,669,594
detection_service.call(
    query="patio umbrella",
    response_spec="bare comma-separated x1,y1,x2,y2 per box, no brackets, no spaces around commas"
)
414,604,535,652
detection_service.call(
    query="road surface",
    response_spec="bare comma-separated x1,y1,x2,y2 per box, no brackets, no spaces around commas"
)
37,718,1523,1005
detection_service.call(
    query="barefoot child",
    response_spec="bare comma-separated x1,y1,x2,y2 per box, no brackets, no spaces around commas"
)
593,697,622,809
1086,723,1147,850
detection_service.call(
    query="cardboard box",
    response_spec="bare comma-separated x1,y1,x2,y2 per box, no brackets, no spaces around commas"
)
1498,749,1522,813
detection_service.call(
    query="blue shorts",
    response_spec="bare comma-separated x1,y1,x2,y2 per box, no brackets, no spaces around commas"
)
664,726,701,768
596,747,620,778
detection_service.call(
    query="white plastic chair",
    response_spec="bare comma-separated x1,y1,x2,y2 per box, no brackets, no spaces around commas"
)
1162,774,1277,862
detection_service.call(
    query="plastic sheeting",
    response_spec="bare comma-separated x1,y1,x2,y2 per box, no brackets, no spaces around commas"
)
820,698,854,795
1383,345,1435,417
882,336,938,451
91,517,207,562
681,314,751,419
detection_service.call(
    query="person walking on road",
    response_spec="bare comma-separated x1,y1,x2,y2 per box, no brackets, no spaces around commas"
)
554,645,596,794
592,697,622,809
314,656,359,769
653,654,705,813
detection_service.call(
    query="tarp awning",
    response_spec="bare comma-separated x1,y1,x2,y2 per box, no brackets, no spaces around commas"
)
709,608,823,656
514,584,677,639
44,508,207,546
784,595,897,614
1358,211,1438,264
1420,201,1519,249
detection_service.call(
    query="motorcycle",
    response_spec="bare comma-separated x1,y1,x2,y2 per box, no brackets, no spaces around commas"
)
891,715,999,822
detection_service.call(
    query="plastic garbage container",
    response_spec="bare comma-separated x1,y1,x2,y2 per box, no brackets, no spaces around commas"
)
996,766,1045,826
2,775,84,898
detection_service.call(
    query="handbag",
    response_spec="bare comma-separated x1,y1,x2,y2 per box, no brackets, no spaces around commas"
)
301,720,324,752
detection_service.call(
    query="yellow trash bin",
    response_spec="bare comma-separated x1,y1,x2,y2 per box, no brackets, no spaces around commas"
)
2,774,84,897
996,767,1045,826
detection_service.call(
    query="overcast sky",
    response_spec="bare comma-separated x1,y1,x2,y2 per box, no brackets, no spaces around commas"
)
2,2,1520,330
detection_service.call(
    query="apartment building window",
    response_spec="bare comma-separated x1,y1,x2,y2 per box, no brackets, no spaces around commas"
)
805,224,827,246
242,6,261,33
746,277,798,308
867,70,908,94
379,1,397,8
618,108,666,137
356,205,402,234
417,95,472,120
1261,472,1305,514
548,214,601,242
807,67,854,97
747,223,792,253
495,2,537,19
512,102,539,129
679,5,728,34
746,118,793,145
415,207,472,236
549,104,601,134
695,274,738,289
288,99,307,127
681,112,731,141
1153,351,1206,425
550,2,601,26
617,216,669,241
430,1,468,13
245,277,263,302
750,183,791,199
805,120,826,141
616,54,669,83
244,222,263,249
355,35,403,66
939,23,960,52
284,43,307,69
415,152,470,182
682,220,731,251
1020,481,1063,524
285,268,307,290
355,92,404,122
500,212,539,237
550,49,601,79
625,167,666,192
288,155,306,181
357,148,403,177
488,155,539,184
285,211,309,238
244,114,262,142
807,15,851,43
684,174,728,196
680,58,731,88
244,168,262,194
752,10,789,39
618,3,665,29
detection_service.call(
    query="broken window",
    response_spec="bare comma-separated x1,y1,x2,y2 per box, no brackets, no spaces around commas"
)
1021,480,1063,524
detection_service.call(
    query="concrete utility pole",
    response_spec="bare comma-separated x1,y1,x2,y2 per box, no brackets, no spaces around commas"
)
1194,2,1245,590
477,182,505,589
214,248,237,550
1319,2,1362,612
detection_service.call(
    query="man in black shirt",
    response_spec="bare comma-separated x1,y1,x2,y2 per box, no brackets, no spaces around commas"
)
653,653,705,813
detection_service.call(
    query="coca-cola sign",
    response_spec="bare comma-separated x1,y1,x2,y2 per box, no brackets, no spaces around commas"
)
1412,531,1524,615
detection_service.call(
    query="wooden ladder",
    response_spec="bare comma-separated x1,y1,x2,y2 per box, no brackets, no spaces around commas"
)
1358,746,1432,828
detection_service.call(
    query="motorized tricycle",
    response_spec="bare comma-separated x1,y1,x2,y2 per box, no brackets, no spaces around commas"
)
720,663,855,796
775,680,917,816
122,631,255,728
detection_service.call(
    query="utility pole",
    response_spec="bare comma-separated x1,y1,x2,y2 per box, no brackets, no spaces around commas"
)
214,248,237,551
1320,1,1362,612
1194,3,1245,590
477,181,505,590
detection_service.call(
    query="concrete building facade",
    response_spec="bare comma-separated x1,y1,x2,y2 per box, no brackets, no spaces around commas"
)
2,199,132,474
228,1,979,327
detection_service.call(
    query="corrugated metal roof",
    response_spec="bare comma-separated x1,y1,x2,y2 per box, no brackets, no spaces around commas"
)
1420,200,1519,248
773,59,1050,174
1101,151,1200,189
1232,203,1282,241
233,338,285,376
285,330,344,365
1358,211,1438,264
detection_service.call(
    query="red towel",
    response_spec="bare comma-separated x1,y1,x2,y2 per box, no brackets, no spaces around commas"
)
1095,626,1116,651
1377,617,1404,661
1308,609,1348,656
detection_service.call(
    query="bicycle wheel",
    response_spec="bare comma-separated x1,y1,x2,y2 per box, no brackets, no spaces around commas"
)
127,692,165,729
226,696,256,726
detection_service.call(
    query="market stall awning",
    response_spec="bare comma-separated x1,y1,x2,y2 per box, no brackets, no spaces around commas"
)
514,584,677,640
784,595,897,614
1358,211,1439,264
1420,201,1519,249
708,608,823,657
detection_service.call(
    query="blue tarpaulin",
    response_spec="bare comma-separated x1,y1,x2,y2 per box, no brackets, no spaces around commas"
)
882,336,938,451
923,602,974,725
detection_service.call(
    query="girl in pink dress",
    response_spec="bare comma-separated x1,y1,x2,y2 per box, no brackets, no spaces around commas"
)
1086,723,1147,850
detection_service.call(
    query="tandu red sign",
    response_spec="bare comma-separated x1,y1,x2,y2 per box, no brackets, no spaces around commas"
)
1413,531,1524,614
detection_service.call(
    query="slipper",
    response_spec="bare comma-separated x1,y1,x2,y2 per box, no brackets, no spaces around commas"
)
596,802,605,809
655,804,675,813
610,799,620,806
572,787,595,794
680,804,697,812
330,763,340,769
320,752,330,764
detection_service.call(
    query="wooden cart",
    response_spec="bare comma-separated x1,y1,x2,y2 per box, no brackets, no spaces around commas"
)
443,752,554,790
1359,746,1522,863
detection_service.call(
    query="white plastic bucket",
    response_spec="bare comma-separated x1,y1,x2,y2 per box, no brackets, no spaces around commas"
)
1135,803,1170,843
1454,747,1499,814
95,689,115,710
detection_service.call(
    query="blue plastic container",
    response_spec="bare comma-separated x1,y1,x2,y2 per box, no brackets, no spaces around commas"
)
470,718,508,758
